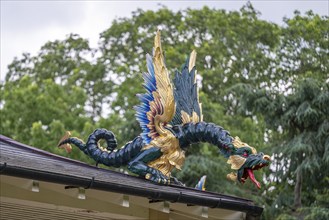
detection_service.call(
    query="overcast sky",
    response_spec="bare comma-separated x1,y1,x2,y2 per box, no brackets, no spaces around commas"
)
1,1,328,81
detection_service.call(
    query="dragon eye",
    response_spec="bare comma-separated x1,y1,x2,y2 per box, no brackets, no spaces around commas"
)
243,152,248,157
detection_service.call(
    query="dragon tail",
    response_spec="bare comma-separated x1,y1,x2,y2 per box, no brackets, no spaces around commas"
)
58,129,144,167
58,129,117,154
57,131,82,153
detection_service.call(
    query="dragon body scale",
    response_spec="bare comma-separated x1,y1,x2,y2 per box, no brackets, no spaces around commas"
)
58,31,270,189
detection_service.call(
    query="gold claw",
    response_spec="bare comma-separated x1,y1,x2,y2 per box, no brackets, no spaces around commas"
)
145,173,151,180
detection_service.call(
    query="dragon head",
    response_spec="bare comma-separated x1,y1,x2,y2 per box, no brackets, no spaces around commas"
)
227,137,271,189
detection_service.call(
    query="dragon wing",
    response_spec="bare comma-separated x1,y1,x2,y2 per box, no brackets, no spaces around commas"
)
170,51,203,126
134,31,175,144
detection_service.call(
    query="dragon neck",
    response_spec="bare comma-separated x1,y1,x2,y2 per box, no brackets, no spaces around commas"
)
170,122,235,158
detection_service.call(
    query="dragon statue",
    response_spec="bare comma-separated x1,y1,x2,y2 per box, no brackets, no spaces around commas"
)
58,31,270,189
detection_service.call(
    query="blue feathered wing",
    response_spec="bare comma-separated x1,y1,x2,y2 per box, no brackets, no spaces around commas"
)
134,31,175,144
170,51,203,126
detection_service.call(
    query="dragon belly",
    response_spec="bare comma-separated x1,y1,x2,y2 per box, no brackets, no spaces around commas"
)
147,148,185,177
144,136,185,177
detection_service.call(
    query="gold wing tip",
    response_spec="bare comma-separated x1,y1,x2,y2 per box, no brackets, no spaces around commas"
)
189,50,197,72
190,50,197,59
154,30,162,50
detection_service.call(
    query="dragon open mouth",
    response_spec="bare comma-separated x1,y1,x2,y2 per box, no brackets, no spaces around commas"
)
240,163,268,189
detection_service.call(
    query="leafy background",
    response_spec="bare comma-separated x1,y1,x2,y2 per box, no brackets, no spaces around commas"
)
1,3,328,219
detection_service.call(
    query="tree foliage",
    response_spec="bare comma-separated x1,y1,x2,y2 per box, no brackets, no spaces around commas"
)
233,10,328,219
1,4,328,219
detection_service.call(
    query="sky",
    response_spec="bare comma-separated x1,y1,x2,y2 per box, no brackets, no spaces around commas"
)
1,1,328,81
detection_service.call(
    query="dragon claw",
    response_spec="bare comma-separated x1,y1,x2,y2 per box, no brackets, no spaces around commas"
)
145,173,151,180
145,170,170,185
170,176,185,186
147,170,184,186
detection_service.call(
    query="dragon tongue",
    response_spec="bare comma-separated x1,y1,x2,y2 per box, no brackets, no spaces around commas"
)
246,168,261,189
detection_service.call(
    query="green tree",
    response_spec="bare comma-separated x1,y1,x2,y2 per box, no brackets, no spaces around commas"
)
233,11,328,219
2,5,327,220
5,34,114,119
0,35,102,162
